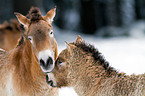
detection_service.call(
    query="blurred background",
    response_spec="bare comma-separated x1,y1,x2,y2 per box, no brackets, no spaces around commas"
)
0,0,145,36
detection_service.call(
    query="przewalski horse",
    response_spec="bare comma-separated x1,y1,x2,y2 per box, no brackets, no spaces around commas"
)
0,19,21,51
48,36,145,96
0,34,58,96
15,7,58,73
0,7,59,96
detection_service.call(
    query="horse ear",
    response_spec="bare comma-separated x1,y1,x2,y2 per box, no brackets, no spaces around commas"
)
14,12,30,28
43,7,56,23
65,41,76,54
76,35,83,43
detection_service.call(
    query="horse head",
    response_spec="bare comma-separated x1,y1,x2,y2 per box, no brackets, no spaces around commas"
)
15,7,58,73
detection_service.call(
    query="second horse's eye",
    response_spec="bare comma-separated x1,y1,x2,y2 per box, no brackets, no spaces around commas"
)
58,60,62,64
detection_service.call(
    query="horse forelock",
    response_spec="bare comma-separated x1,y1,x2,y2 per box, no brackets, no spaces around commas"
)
26,7,42,22
72,41,117,75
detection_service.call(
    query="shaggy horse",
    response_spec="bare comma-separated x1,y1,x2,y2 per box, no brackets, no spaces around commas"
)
0,19,21,51
0,7,59,96
48,36,145,96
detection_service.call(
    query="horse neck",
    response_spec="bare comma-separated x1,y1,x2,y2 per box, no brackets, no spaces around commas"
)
10,39,46,93
69,54,117,96
70,54,145,95
11,39,36,69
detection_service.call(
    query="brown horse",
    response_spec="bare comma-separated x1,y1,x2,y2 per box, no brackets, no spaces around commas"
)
15,7,58,73
48,36,145,96
0,35,58,96
0,7,59,96
0,19,21,51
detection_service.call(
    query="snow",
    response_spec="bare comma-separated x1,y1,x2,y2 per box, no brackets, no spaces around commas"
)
53,20,145,96
59,87,78,96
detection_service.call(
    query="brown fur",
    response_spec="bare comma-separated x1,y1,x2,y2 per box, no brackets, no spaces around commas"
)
26,7,42,22
50,36,145,96
0,19,21,51
15,7,58,60
0,36,58,96
0,7,59,96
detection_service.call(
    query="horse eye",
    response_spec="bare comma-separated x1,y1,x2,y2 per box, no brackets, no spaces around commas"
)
28,36,32,41
58,60,62,64
57,59,62,65
57,60,63,68
28,38,32,40
50,31,53,35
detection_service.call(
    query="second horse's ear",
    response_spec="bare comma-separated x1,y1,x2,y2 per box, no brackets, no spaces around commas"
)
14,12,30,29
65,41,76,54
76,35,83,43
43,7,56,24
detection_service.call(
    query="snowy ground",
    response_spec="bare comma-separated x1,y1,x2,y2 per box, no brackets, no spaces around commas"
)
53,20,145,96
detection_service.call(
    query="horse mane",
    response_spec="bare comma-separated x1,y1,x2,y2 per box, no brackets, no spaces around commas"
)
26,7,42,22
72,41,117,75
16,36,24,48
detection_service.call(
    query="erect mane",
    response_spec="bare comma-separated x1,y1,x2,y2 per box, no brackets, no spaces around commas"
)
72,41,117,75
26,7,42,22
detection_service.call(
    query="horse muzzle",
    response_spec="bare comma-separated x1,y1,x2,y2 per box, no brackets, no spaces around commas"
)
38,49,55,73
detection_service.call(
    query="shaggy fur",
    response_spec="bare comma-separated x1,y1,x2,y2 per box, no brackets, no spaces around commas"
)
72,41,116,75
0,36,58,96
49,36,145,96
0,7,59,96
26,7,42,22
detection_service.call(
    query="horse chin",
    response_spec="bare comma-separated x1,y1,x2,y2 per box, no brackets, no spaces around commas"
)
46,75,57,87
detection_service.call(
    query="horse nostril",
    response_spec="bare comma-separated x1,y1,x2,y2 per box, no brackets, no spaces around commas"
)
40,59,45,66
46,57,53,66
